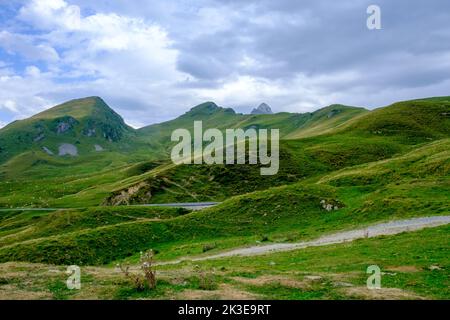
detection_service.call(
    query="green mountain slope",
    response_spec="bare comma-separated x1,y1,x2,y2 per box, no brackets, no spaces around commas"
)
137,102,366,148
0,96,448,208
0,97,136,164
104,97,449,206
284,104,367,139
337,98,450,140
1,138,448,265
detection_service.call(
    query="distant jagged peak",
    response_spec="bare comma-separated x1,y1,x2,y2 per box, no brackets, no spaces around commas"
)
251,103,273,114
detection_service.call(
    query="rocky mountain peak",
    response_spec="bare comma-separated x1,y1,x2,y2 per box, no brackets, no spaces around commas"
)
251,103,273,115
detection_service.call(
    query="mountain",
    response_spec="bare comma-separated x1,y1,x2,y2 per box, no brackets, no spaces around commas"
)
103,97,450,206
0,97,136,164
137,102,241,150
137,101,366,147
251,103,273,114
0,95,448,208
0,98,367,167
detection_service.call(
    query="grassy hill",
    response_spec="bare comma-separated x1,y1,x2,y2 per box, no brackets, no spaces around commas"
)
137,102,367,146
0,98,368,207
0,138,448,265
0,95,448,208
337,98,450,140
103,97,449,206
284,104,367,139
0,97,136,163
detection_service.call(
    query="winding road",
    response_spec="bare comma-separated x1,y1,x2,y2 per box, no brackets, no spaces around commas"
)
0,202,221,212
157,215,450,265
1,206,448,266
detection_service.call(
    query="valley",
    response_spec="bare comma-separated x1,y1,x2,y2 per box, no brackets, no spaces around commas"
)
0,96,449,300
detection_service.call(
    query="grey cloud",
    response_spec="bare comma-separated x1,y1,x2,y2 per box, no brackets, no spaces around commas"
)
68,0,450,96
173,0,450,87
1,0,450,126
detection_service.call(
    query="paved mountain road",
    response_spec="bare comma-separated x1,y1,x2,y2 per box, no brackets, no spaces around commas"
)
0,202,221,212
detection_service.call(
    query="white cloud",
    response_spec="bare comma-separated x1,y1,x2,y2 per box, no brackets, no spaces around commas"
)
1,0,188,125
25,65,41,77
18,0,82,30
0,70,57,120
0,100,19,113
0,31,60,62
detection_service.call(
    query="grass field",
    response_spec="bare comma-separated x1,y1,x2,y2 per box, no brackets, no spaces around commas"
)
0,225,447,300
0,138,448,267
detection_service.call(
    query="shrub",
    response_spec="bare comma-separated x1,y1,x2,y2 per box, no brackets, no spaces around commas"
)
202,243,216,253
195,266,217,291
118,249,157,291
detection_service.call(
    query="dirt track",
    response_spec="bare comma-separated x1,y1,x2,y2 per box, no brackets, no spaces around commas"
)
158,215,450,265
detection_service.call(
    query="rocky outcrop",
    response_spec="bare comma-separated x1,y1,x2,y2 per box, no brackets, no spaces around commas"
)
94,144,104,151
251,103,273,115
320,199,344,211
54,116,78,134
42,146,54,155
105,181,151,205
58,143,78,156
84,128,96,137
33,133,45,142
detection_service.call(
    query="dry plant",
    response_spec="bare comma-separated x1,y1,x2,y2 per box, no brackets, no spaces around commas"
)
194,265,217,291
118,250,157,291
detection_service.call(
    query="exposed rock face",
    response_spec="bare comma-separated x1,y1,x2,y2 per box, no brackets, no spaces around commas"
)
105,181,151,205
101,124,123,142
320,199,344,211
42,146,54,155
94,144,104,151
33,133,45,142
55,116,78,134
58,143,78,156
251,103,273,115
84,128,96,137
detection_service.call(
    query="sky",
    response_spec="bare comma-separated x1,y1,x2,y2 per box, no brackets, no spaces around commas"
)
0,0,450,128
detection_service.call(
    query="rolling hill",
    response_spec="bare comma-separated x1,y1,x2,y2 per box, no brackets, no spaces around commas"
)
0,138,448,265
0,95,448,208
0,97,369,207
103,97,450,206
0,94,449,300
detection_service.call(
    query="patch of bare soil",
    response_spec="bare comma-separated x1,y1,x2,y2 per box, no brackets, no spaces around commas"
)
177,284,258,300
385,266,420,273
0,285,52,300
342,286,425,300
231,275,311,289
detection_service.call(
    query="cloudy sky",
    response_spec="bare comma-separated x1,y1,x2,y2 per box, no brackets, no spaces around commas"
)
1,0,450,128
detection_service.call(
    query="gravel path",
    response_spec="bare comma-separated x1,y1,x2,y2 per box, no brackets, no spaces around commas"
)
157,215,450,266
